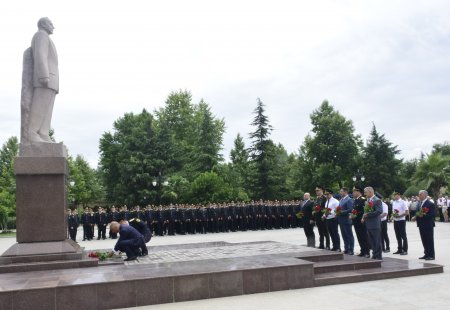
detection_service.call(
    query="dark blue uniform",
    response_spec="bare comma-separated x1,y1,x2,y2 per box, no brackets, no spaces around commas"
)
114,224,145,259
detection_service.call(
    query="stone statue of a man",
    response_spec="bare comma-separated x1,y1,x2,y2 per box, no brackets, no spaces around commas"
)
21,17,59,143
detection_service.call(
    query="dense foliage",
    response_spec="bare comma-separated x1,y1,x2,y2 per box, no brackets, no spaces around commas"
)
1,92,449,222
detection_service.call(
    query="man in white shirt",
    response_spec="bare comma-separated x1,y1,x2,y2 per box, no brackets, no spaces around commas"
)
378,194,390,253
392,191,409,255
437,195,446,222
444,196,449,222
322,189,340,252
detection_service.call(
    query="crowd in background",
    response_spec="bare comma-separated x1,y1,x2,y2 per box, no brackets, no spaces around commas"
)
66,192,448,243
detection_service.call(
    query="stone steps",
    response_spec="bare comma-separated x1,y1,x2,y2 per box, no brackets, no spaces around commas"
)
313,255,381,274
314,257,444,286
0,258,98,274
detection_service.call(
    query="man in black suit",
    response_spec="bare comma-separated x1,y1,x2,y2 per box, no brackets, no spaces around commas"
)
301,193,315,247
352,187,370,258
314,186,330,250
412,190,436,260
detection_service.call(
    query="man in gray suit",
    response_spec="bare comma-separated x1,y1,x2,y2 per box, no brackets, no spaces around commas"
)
25,17,59,143
362,186,383,260
337,187,354,255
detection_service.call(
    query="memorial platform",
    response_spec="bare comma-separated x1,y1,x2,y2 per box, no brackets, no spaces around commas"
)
0,241,443,310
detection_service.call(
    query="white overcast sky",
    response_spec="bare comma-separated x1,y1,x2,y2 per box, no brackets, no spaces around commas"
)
1,0,449,167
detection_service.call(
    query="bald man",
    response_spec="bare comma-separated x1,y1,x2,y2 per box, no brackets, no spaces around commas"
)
110,221,145,261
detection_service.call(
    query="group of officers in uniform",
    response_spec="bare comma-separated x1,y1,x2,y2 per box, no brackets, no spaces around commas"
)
67,200,305,242
67,185,436,261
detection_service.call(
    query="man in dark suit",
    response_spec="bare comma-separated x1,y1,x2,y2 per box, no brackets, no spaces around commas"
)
412,190,436,260
314,186,330,250
301,193,315,247
362,186,383,260
337,187,354,255
352,187,370,258
110,221,145,261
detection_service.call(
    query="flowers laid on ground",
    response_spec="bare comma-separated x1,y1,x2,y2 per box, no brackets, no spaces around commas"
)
364,201,374,213
296,211,304,219
416,207,429,218
88,251,114,261
350,209,359,219
312,205,321,215
335,206,342,216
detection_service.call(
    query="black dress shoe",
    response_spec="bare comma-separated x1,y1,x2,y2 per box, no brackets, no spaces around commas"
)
419,256,427,259
393,251,402,254
364,254,370,258
318,246,325,249
383,249,390,253
347,252,354,255
124,256,137,261
425,257,435,261
357,253,364,257
400,252,408,256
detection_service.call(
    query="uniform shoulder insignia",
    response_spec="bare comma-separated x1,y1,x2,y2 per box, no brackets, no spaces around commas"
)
136,219,141,222
361,197,366,200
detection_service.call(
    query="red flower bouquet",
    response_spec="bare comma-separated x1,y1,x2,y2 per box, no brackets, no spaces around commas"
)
350,209,359,219
416,207,429,218
312,205,321,215
364,201,374,213
335,206,342,216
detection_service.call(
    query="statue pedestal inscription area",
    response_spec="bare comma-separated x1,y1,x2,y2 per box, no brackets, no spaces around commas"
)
2,142,81,260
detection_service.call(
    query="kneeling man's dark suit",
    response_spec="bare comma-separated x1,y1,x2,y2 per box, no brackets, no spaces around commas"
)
114,224,145,259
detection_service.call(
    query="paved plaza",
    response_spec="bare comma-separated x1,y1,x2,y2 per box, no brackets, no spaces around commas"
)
1,221,449,310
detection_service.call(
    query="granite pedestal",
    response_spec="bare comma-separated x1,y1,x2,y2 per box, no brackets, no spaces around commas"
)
0,241,443,310
2,142,80,261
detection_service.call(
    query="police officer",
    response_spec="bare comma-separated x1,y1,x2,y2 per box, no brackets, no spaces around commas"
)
314,186,330,250
67,209,79,242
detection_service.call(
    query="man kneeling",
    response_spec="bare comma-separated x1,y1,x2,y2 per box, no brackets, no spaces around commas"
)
121,218,152,256
110,221,145,261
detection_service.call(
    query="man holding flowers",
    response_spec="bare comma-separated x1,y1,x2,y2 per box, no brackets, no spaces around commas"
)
362,187,383,260
412,190,436,260
392,191,409,255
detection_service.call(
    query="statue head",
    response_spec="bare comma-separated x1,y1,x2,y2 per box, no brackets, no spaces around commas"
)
37,17,54,35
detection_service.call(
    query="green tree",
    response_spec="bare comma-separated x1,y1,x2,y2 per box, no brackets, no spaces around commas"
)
155,90,196,175
68,155,105,208
0,137,18,229
99,109,160,205
361,124,404,196
191,100,225,174
431,142,450,156
248,98,279,199
297,101,361,193
412,152,450,198
229,133,249,191
188,171,233,204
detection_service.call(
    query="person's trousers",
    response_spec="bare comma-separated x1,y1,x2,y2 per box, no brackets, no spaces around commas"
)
353,222,370,255
339,223,354,253
393,220,408,252
316,220,330,248
97,225,106,239
419,226,435,258
326,218,340,250
69,227,77,242
368,228,382,259
116,237,145,258
381,220,390,250
303,221,315,247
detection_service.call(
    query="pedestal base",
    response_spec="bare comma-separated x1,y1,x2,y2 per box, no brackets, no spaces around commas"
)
1,240,82,263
